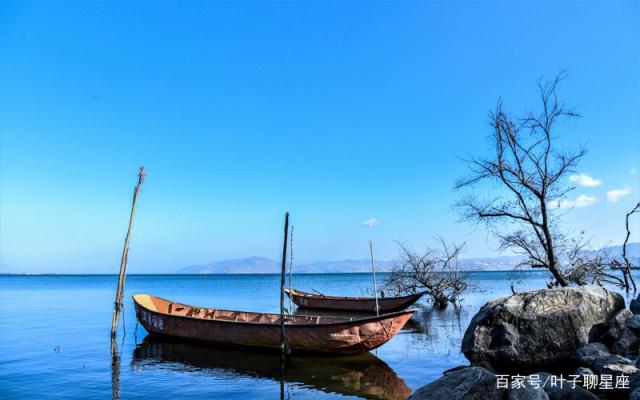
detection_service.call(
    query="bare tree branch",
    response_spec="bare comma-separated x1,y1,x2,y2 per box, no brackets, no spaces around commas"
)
383,240,473,309
455,73,588,287
618,202,640,291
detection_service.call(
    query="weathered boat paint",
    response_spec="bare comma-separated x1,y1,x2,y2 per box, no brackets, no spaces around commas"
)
133,294,414,355
285,288,426,313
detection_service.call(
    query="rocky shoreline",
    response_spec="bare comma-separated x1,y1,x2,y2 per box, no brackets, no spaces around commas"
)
410,285,640,399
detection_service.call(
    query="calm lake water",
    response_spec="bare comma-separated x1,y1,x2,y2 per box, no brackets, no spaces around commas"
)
1,271,594,399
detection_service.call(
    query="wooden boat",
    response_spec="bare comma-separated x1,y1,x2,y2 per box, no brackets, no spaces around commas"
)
133,336,412,400
133,294,414,355
285,288,426,313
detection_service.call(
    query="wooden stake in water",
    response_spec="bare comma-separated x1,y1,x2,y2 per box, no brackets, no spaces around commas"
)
369,240,380,316
110,339,121,400
280,212,290,362
288,225,294,313
111,166,146,339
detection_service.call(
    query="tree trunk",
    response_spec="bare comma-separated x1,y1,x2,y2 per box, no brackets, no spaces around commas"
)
541,201,568,287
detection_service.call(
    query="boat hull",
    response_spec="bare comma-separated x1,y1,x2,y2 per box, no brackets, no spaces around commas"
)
286,289,425,313
133,294,414,355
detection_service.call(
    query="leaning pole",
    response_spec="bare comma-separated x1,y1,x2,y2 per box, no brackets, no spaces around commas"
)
280,212,290,362
111,166,146,339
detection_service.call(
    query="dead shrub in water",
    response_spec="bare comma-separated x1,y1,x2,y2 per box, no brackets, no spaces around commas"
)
383,240,472,309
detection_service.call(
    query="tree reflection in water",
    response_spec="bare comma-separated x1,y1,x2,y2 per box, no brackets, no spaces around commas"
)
402,304,468,357
132,335,412,400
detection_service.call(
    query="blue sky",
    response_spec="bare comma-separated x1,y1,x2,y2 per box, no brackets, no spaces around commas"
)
1,1,638,273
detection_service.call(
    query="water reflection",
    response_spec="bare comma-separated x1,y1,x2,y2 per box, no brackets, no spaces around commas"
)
132,336,412,400
401,304,468,355
110,340,121,400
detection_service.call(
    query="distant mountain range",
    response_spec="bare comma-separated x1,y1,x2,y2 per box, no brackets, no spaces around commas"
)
178,257,397,274
179,257,280,274
178,243,640,274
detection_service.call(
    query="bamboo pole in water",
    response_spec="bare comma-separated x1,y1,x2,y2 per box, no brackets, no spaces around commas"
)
111,166,146,339
110,339,121,400
288,225,294,313
369,240,380,316
280,212,290,362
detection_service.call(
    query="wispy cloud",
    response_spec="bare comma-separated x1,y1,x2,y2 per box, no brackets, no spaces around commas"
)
361,218,380,227
550,194,599,209
569,173,602,187
607,187,631,203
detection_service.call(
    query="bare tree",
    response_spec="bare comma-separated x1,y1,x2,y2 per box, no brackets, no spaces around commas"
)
455,73,585,287
383,240,471,309
612,202,640,291
562,238,625,288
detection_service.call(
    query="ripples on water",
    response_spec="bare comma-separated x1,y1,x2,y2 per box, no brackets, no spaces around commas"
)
2,271,621,399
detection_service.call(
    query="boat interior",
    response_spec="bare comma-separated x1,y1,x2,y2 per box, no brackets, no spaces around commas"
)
286,288,416,301
133,294,355,325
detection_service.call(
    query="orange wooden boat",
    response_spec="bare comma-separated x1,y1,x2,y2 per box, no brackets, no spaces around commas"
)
133,294,414,355
285,288,426,313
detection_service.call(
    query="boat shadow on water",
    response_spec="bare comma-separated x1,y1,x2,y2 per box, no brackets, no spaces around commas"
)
131,335,412,400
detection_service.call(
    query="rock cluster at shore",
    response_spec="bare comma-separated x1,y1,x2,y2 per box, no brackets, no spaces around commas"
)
411,285,640,399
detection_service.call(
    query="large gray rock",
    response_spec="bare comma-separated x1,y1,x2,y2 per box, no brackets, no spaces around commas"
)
573,367,594,377
537,372,598,400
592,354,638,378
601,308,633,345
630,294,640,314
570,343,610,367
611,328,638,356
408,366,504,400
462,285,624,368
627,315,640,332
506,375,549,399
611,308,633,329
630,371,640,391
